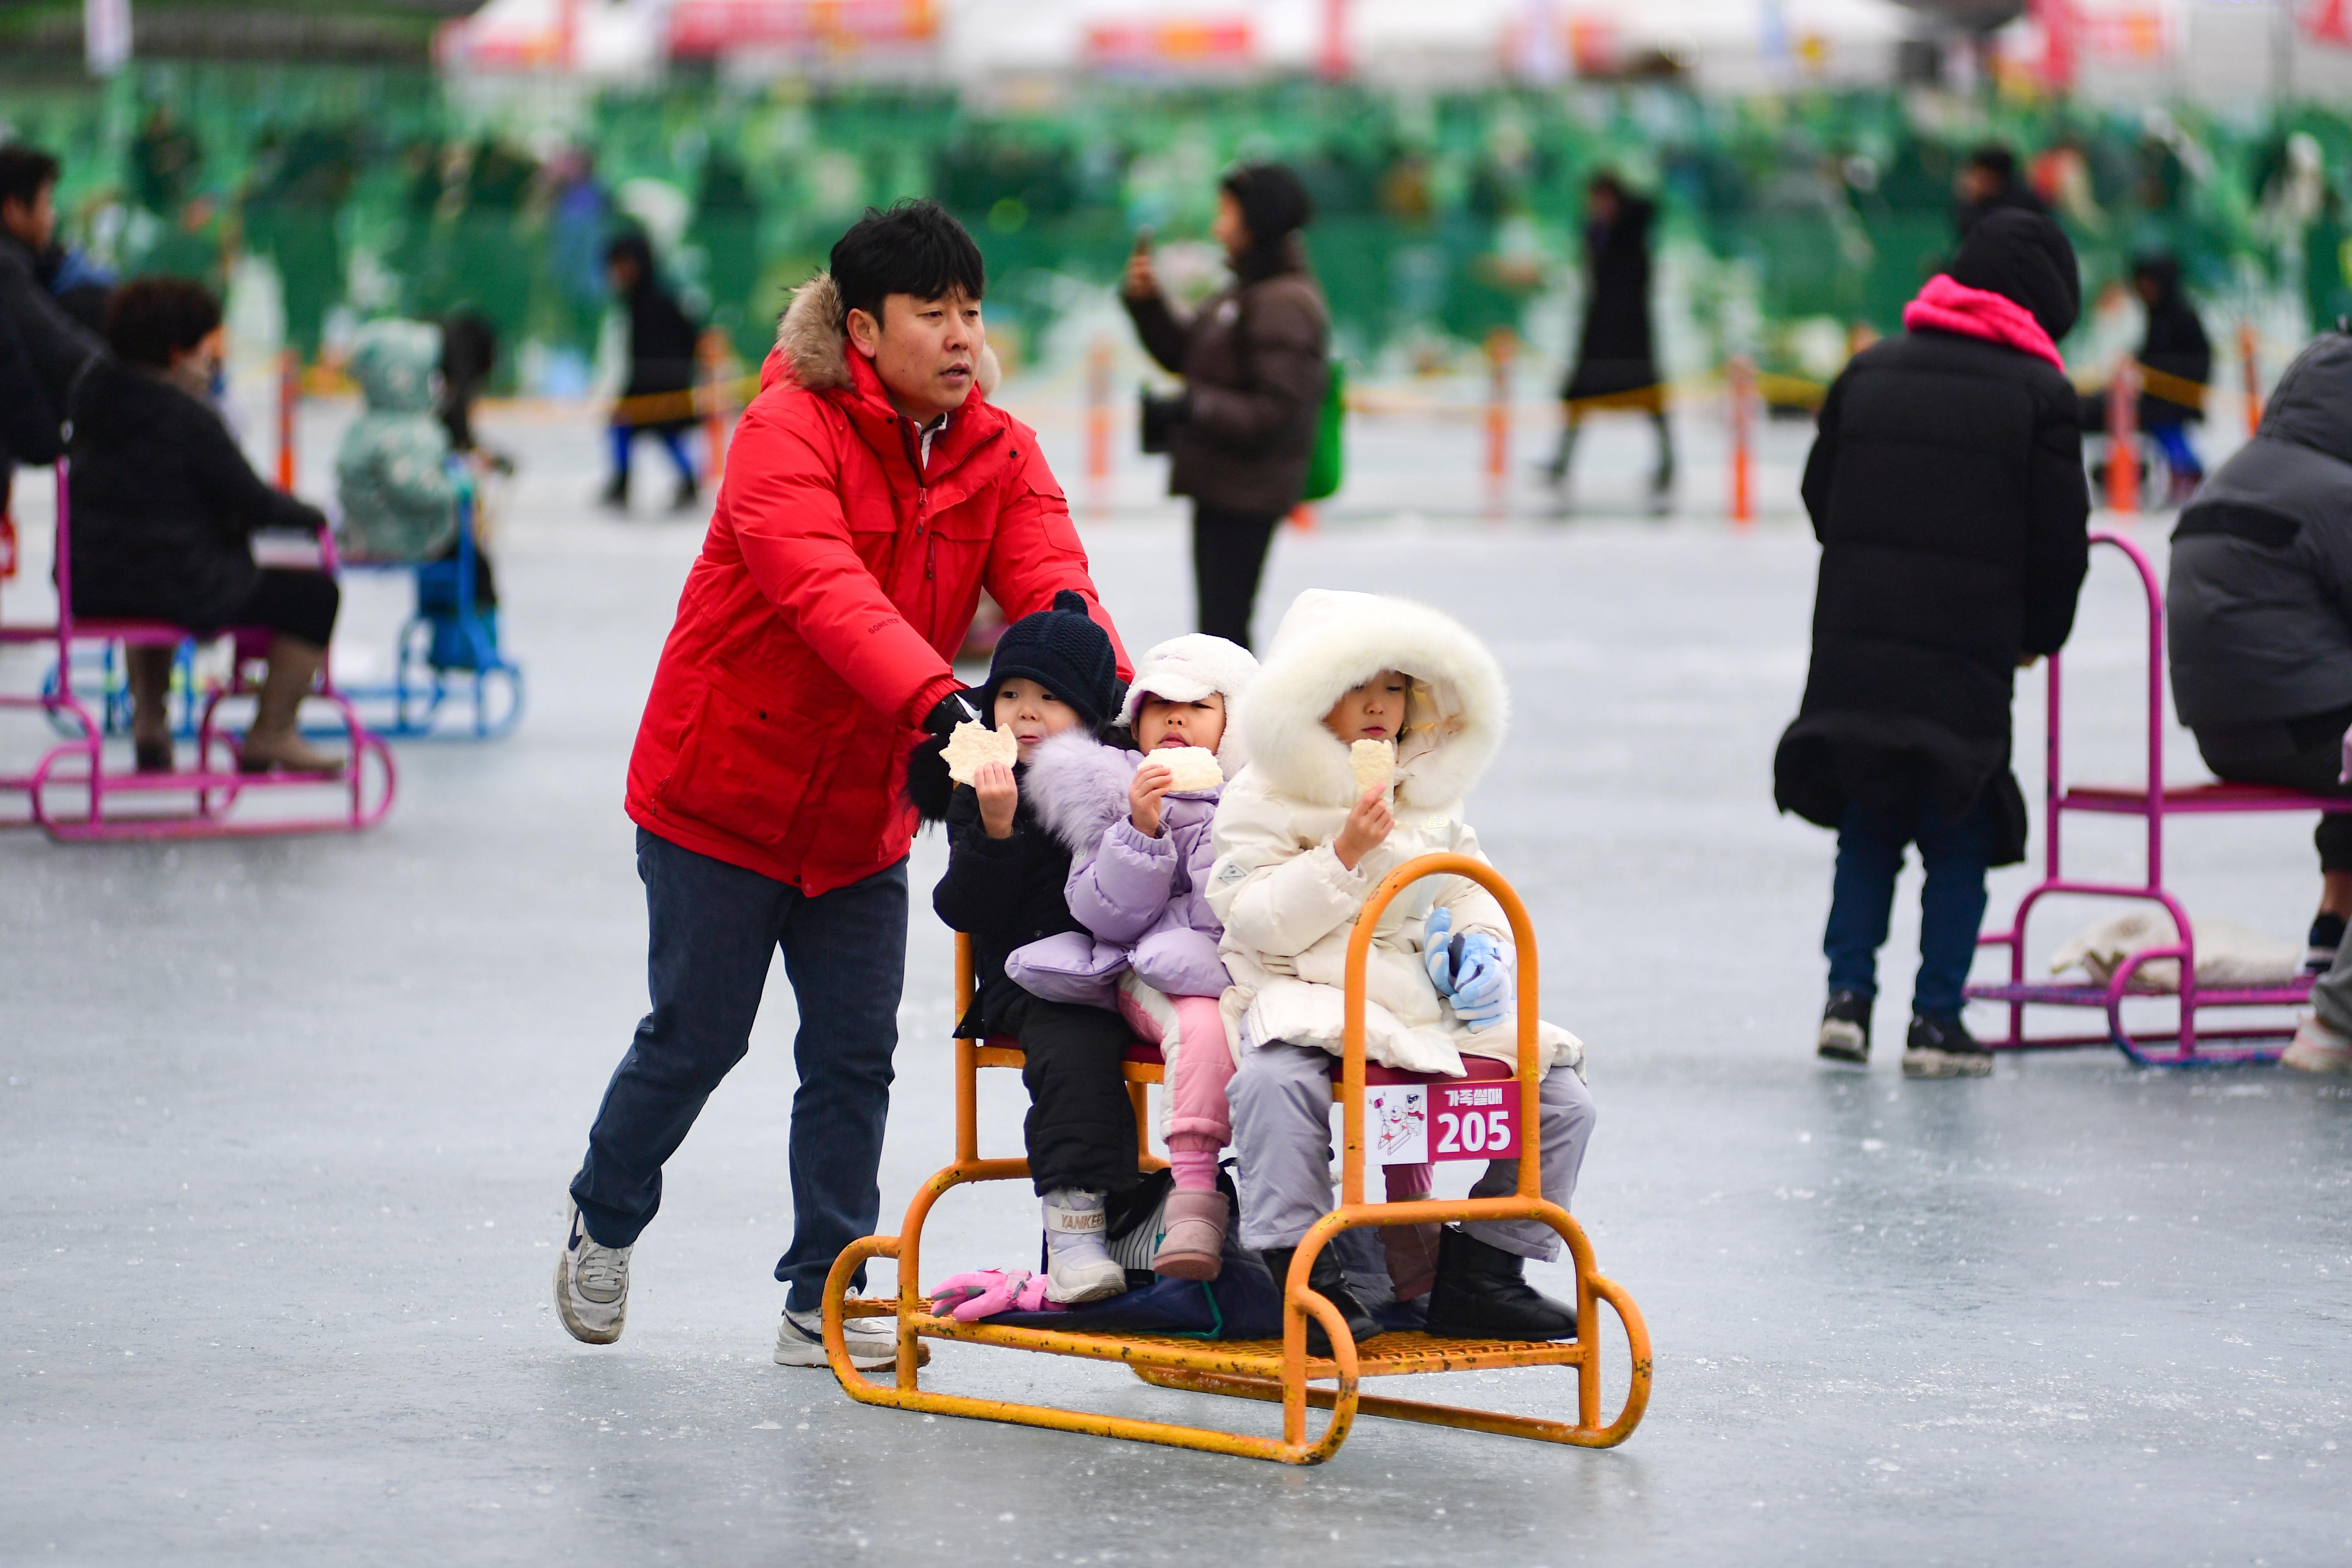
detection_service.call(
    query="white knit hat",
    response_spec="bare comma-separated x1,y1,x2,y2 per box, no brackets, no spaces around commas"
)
1120,634,1260,768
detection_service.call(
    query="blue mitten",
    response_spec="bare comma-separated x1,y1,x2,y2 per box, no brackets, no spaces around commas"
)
1451,935,1511,1030
1423,907,1457,996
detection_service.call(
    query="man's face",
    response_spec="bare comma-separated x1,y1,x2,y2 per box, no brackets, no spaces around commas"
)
1957,166,1997,205
1,181,57,251
846,289,983,424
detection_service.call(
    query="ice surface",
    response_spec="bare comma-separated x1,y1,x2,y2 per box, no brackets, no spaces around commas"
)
0,389,2344,1566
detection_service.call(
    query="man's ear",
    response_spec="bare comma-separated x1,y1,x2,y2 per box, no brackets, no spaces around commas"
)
845,305,882,361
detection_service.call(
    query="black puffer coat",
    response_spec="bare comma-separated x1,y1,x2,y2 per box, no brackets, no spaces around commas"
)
931,778,1090,1037
1562,194,1660,404
1123,234,1330,518
66,358,326,630
619,274,700,434
1774,212,2091,866
2167,330,2352,730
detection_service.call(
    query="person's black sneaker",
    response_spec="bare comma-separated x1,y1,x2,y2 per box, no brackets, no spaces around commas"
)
1261,1245,1381,1357
2307,913,2346,974
598,474,629,512
1902,1013,1992,1079
1817,988,1872,1064
670,473,701,512
1423,1226,1577,1341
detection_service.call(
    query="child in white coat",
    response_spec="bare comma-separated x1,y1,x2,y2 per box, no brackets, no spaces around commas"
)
1209,590,1594,1351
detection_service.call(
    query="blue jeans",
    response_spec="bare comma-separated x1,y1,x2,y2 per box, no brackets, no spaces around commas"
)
608,423,696,488
2148,420,2201,482
1824,797,1998,1019
571,829,907,1312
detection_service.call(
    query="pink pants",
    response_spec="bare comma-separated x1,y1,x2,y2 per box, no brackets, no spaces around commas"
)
1120,990,1233,1192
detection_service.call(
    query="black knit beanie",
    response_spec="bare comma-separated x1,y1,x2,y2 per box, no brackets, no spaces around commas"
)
984,590,1120,731
1950,209,2082,344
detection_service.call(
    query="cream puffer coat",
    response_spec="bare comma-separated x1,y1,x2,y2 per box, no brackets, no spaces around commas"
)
1206,590,1585,1079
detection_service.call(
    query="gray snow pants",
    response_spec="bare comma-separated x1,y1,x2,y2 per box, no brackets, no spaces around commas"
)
1226,1042,1595,1261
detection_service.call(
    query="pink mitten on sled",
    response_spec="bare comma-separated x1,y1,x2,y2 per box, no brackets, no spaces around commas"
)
928,1268,1062,1323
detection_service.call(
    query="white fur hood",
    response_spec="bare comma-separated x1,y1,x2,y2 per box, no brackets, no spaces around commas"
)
772,271,1002,398
1235,589,1508,811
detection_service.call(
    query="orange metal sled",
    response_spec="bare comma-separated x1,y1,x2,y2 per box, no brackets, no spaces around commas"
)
820,853,1651,1464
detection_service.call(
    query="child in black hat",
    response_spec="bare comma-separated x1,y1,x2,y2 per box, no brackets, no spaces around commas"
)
916,591,1141,1303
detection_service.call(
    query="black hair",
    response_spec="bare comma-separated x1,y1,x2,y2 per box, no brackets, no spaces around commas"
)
1587,169,1627,200
0,143,61,212
1966,144,2018,183
105,276,222,369
828,199,985,330
605,230,653,275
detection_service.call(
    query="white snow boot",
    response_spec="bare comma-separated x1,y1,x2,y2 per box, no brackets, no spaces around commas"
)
1041,1189,1128,1304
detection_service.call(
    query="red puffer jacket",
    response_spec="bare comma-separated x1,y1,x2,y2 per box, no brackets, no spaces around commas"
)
625,274,1128,895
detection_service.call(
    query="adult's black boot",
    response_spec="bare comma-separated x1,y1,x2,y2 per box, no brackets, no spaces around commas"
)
1424,1226,1577,1341
1260,1246,1380,1357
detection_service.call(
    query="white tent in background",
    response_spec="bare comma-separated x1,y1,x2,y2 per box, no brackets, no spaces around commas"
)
434,0,669,79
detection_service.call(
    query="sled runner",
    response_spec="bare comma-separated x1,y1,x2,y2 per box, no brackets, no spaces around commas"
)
820,853,1650,1464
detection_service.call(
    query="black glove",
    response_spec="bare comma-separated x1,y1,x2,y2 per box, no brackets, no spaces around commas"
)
1139,387,1191,455
923,688,983,738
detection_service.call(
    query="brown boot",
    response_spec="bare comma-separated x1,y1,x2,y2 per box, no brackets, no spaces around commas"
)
237,636,344,776
125,645,175,773
1149,1189,1229,1281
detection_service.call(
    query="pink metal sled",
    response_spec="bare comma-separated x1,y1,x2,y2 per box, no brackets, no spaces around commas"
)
1966,529,2348,1066
1,463,396,841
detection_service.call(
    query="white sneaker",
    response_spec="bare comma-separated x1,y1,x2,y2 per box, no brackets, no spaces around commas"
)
554,1204,631,1345
1042,1189,1128,1304
2283,1015,2352,1074
774,1301,925,1370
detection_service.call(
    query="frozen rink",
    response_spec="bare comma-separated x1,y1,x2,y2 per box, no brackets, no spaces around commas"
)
2,384,2348,1567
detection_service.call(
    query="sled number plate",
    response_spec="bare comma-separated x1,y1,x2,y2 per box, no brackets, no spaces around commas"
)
1366,1082,1519,1165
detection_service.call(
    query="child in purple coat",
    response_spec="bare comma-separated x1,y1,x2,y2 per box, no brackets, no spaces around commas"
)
1009,634,1258,1277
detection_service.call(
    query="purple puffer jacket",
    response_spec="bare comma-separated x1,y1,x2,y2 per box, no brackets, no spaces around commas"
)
1003,730,1231,1005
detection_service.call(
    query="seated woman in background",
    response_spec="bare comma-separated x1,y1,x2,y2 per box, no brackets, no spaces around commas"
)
68,276,344,776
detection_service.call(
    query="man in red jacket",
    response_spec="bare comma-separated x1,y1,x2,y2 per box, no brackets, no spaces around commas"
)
556,202,1128,1366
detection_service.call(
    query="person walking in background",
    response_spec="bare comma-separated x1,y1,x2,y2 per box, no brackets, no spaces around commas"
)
2080,255,2211,506
1542,172,1671,507
1775,211,2090,1080
556,201,1127,1368
1121,163,1329,650
601,231,702,514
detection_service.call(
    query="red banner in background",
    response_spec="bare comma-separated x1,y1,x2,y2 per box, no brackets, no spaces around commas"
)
1083,19,1255,70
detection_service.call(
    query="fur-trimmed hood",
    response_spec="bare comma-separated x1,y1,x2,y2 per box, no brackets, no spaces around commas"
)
1024,731,1136,856
1024,729,1222,858
1234,589,1507,811
774,271,1002,398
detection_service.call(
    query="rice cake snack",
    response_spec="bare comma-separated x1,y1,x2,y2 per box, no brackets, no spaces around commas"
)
1153,745,1225,793
942,719,1020,786
1349,738,1396,797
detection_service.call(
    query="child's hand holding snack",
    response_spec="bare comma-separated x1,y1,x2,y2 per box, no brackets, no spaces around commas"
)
1129,760,1174,838
1333,782,1394,871
975,760,1019,839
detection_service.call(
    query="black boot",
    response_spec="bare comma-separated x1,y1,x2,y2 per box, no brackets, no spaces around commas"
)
1424,1226,1577,1341
670,472,701,512
598,473,629,512
1260,1246,1380,1357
